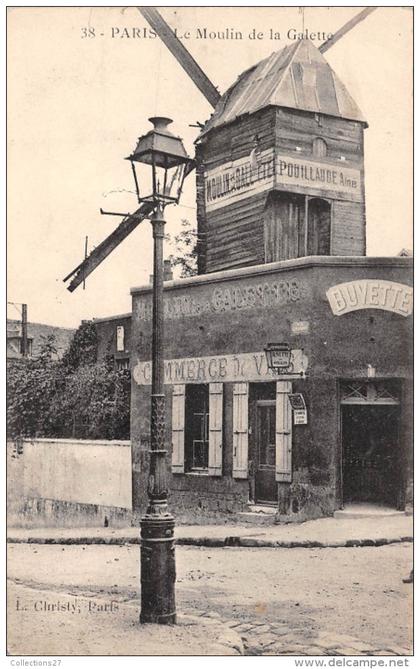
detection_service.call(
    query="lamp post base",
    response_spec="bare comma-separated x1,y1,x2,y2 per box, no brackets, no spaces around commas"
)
140,514,176,624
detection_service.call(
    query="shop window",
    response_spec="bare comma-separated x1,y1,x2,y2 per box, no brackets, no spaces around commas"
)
116,325,125,352
186,384,209,471
171,383,223,476
313,137,327,158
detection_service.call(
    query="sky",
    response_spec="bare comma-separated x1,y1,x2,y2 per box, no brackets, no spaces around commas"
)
7,6,413,328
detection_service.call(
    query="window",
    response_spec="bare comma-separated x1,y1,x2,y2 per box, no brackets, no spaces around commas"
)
185,384,209,471
313,137,327,158
116,357,130,371
116,325,125,352
171,383,223,476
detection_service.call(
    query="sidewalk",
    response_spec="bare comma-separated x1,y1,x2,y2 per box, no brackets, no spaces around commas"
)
7,513,413,549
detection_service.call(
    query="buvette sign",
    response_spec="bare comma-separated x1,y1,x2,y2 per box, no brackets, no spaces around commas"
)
326,280,413,317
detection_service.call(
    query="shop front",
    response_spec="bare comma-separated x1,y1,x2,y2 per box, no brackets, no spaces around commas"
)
130,255,412,521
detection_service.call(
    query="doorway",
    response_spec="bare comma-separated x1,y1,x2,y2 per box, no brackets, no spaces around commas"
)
307,197,331,255
341,404,401,507
255,400,277,504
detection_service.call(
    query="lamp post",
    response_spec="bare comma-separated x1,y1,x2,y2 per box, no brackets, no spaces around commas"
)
264,342,292,374
127,117,193,624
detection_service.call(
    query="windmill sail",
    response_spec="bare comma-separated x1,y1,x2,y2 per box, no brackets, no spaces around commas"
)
63,160,196,292
319,7,377,53
138,7,221,109
63,202,154,292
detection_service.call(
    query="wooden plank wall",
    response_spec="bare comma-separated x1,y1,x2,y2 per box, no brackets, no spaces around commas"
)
196,106,366,273
274,108,364,161
331,200,366,256
196,107,277,273
264,194,304,263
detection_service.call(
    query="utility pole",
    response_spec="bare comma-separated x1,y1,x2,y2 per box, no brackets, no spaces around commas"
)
21,304,28,358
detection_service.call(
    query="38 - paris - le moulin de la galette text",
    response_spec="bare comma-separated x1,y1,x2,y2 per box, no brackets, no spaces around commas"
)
99,26,334,41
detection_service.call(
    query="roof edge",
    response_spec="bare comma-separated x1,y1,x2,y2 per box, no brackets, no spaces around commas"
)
93,312,132,324
131,256,413,295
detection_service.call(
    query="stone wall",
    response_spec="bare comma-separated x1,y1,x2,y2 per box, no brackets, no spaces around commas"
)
7,439,132,528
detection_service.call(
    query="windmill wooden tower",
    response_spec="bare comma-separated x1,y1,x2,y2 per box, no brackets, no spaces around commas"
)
63,7,375,291
195,38,367,274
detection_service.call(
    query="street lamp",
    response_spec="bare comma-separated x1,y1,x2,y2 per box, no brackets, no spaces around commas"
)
127,117,193,624
127,116,191,207
264,342,292,374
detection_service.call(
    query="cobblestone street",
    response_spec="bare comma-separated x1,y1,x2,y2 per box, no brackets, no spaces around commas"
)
7,541,413,655
188,610,411,656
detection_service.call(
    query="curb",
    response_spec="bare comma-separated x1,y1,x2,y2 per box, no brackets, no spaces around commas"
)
7,535,413,548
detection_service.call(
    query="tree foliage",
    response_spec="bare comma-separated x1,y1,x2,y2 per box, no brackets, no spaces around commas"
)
7,324,130,441
167,218,198,277
53,360,130,440
7,335,62,439
61,320,98,372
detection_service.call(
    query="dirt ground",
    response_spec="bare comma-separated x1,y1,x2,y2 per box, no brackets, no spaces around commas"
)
7,542,413,654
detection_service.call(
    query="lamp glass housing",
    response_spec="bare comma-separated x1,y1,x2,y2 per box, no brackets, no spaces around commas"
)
264,343,292,371
127,117,193,206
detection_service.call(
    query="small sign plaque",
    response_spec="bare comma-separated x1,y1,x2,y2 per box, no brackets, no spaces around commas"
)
293,409,308,425
289,393,308,425
271,348,291,369
288,393,306,410
291,320,309,335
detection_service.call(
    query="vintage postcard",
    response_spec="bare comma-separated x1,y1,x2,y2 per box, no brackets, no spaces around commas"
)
6,5,413,661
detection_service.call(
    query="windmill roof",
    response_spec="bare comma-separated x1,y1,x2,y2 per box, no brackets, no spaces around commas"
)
200,40,366,137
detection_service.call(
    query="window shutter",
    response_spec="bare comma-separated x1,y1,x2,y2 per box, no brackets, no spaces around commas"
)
208,383,223,476
116,325,125,352
171,384,185,473
276,381,292,482
233,382,248,479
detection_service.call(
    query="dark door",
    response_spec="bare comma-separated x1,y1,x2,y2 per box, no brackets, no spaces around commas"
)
342,405,401,506
307,198,331,255
255,402,277,504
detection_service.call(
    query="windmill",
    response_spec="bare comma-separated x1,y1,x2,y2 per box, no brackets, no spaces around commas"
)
63,6,376,292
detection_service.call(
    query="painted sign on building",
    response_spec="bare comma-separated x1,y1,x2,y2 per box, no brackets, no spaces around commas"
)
204,149,362,211
326,280,413,317
136,276,306,321
133,350,308,386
